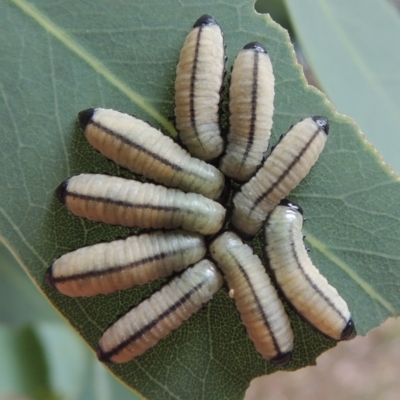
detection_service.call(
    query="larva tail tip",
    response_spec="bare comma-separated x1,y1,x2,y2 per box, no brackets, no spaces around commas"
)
193,14,217,28
55,179,69,205
341,318,357,341
230,224,256,241
78,108,95,131
45,265,56,288
312,116,329,134
270,351,292,366
278,199,292,207
294,204,304,216
96,346,112,363
243,41,267,53
278,199,304,216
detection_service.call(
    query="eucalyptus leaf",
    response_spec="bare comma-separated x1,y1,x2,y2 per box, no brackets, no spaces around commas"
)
0,241,59,324
0,241,141,400
0,324,54,399
1,0,400,399
284,0,400,172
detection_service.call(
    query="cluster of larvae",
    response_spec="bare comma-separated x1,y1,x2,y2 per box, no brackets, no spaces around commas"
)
46,14,356,365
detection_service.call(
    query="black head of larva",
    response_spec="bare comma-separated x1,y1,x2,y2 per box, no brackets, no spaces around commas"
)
270,351,292,366
279,199,304,216
341,318,357,340
55,179,69,205
78,108,95,131
193,14,217,28
243,41,267,53
312,116,329,135
96,346,111,363
45,264,56,288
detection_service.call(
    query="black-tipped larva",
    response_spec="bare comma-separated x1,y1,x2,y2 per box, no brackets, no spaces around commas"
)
220,42,274,182
47,230,206,297
209,231,293,364
231,116,329,237
97,259,223,363
175,14,225,161
78,108,224,200
57,174,226,235
264,200,356,341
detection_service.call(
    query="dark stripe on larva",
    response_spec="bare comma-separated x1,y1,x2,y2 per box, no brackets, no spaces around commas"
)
288,228,348,324
231,253,281,354
189,26,203,145
65,191,188,214
90,120,184,173
242,50,259,164
98,279,206,362
51,249,180,284
250,127,321,213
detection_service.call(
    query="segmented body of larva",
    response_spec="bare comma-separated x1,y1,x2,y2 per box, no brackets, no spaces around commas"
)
175,14,225,161
79,108,224,200
56,174,226,235
264,200,356,341
209,231,293,364
97,259,223,363
220,42,274,182
231,116,329,237
46,230,206,297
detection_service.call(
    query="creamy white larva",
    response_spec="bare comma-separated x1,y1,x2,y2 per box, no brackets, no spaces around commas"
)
97,260,223,363
47,230,206,297
220,42,274,182
175,14,225,161
264,200,356,341
79,108,224,200
210,231,293,364
232,116,329,237
56,174,226,235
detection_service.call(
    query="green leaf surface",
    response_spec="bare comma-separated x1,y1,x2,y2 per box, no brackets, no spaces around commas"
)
0,241,59,324
284,0,400,172
0,322,140,400
0,324,54,399
34,323,141,400
1,0,400,399
0,241,141,400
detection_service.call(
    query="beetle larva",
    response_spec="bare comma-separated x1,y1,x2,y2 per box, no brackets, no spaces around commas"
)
231,116,329,237
46,230,206,297
97,259,223,363
78,108,224,200
209,231,293,364
220,42,274,182
174,14,225,161
56,174,226,235
264,200,356,341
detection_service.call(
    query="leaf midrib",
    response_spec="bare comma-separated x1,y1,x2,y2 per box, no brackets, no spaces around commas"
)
11,0,177,136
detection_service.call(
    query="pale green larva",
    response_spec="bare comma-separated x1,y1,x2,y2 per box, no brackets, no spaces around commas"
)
78,108,224,200
209,231,293,365
46,230,206,297
220,42,274,182
97,259,223,363
231,116,329,237
56,174,226,235
175,14,225,161
264,200,356,341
